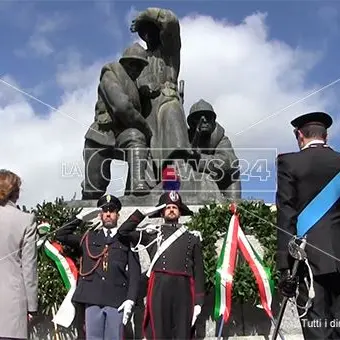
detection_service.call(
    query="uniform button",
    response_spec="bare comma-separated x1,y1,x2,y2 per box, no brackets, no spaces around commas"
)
123,283,126,286
163,261,166,264
162,255,166,258
163,267,166,270
186,251,190,255
102,277,105,280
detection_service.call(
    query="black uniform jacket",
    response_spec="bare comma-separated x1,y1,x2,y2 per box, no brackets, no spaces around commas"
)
276,143,340,275
55,210,146,308
118,210,205,306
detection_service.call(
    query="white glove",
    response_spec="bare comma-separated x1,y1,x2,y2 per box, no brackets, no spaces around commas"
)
76,208,101,222
142,204,166,216
118,299,134,325
191,305,201,326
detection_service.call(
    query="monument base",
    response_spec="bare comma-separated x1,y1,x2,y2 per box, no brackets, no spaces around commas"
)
78,170,242,207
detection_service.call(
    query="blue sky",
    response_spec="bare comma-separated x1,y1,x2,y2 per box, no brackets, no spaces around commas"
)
1,0,340,207
2,1,340,108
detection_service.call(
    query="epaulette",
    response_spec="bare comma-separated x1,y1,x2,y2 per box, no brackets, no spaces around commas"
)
188,230,203,241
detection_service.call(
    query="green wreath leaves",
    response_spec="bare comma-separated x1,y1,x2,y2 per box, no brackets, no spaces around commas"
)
186,200,279,305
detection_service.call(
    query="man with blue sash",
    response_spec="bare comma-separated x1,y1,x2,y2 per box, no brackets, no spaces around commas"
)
276,111,340,339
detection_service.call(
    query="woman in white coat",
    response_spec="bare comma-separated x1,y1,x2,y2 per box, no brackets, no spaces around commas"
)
0,170,38,339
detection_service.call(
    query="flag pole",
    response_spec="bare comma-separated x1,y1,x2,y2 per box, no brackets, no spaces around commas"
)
217,203,237,340
217,315,224,339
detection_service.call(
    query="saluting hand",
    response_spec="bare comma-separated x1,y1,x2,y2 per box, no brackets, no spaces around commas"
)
76,207,102,222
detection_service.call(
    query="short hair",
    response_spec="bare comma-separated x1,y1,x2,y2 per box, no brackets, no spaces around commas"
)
299,124,327,139
0,169,21,206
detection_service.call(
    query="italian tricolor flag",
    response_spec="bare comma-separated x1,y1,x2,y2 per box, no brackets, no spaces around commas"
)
213,205,274,323
37,222,78,328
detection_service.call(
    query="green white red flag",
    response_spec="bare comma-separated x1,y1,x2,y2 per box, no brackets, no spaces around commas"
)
37,222,78,328
213,205,274,323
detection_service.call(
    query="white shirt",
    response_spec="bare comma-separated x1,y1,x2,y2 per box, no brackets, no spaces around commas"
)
301,139,325,150
102,227,117,238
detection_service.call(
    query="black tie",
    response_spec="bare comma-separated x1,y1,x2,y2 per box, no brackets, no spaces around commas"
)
106,230,113,244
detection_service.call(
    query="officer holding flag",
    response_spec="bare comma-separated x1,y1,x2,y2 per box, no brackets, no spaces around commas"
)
276,111,340,339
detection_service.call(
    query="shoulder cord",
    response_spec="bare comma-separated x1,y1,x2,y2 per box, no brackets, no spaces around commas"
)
293,257,315,318
130,224,163,253
78,231,109,276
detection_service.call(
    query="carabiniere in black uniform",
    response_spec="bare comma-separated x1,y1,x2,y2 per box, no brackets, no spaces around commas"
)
118,192,205,340
276,111,340,340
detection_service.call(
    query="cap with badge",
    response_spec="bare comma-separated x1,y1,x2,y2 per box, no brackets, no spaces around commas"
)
97,194,122,212
148,191,193,218
291,111,333,130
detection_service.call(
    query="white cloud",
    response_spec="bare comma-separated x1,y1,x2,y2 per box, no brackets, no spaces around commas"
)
1,11,338,209
179,13,337,149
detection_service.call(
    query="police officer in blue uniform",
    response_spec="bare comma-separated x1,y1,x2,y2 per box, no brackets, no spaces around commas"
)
55,194,146,340
276,112,340,339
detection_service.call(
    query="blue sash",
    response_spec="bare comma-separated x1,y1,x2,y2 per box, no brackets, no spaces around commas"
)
297,171,340,237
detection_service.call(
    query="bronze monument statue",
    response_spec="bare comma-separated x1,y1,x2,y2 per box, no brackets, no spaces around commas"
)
81,7,242,201
187,99,241,199
130,7,194,170
82,42,152,199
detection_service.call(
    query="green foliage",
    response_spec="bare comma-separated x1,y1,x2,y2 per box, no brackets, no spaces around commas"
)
186,200,280,306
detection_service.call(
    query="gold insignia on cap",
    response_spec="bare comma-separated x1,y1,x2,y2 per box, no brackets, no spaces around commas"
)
106,194,111,202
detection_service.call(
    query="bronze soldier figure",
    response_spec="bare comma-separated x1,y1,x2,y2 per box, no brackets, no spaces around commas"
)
187,99,242,199
130,8,194,173
82,43,153,199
